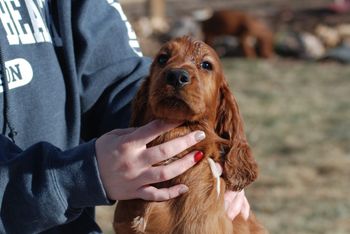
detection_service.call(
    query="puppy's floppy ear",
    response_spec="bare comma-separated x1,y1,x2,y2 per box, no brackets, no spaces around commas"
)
130,77,151,127
215,79,258,191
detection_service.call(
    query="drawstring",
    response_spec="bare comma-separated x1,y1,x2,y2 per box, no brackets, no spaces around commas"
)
0,47,17,143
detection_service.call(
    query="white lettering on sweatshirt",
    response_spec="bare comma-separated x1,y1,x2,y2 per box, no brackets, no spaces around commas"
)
0,0,62,46
0,58,33,93
106,0,142,57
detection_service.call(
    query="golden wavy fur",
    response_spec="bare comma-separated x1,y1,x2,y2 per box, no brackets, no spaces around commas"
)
113,36,267,234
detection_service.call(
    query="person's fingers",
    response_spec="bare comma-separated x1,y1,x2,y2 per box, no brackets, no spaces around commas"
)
136,184,189,201
140,151,203,184
142,131,206,166
225,191,245,220
107,127,137,136
227,193,244,220
224,191,239,209
127,120,181,146
241,196,250,220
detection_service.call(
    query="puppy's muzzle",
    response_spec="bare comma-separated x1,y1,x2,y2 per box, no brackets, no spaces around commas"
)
166,69,191,88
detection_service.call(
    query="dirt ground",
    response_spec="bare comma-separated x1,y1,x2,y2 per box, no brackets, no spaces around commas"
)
96,58,350,234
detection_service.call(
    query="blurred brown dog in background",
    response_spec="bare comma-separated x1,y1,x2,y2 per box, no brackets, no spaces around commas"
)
202,10,275,58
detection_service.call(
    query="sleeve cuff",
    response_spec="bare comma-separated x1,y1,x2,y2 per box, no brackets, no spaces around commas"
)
50,139,114,209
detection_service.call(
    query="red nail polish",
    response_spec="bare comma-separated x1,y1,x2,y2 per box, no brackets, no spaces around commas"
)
194,151,204,162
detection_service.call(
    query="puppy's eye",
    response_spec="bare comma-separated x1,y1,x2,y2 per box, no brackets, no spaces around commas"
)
201,61,213,70
157,54,170,66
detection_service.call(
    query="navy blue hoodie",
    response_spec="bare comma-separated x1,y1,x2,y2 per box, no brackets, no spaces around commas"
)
0,0,150,233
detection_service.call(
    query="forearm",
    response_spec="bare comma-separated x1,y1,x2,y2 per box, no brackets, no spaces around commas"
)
0,136,110,233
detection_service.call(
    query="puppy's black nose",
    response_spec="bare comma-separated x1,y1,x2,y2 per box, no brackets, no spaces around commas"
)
166,69,191,88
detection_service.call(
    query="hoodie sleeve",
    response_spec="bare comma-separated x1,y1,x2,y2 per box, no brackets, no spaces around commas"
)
0,135,110,233
72,0,152,139
1,1,149,232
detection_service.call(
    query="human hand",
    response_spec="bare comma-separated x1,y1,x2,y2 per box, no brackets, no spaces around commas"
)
214,163,250,220
95,120,205,201
224,190,250,220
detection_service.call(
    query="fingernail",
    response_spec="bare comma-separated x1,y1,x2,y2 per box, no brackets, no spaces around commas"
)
179,186,189,194
194,151,204,162
194,131,206,142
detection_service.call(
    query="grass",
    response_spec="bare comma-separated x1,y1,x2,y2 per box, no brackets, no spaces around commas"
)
96,58,350,234
223,58,350,234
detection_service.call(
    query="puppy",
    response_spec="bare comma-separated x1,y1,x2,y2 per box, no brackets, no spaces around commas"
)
114,36,267,234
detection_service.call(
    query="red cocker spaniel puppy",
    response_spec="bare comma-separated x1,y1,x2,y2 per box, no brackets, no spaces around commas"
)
113,36,267,234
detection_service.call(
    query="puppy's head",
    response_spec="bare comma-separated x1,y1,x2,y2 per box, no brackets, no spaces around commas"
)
146,36,224,122
131,37,258,190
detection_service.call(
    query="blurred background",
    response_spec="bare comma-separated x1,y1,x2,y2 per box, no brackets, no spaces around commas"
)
97,0,350,233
